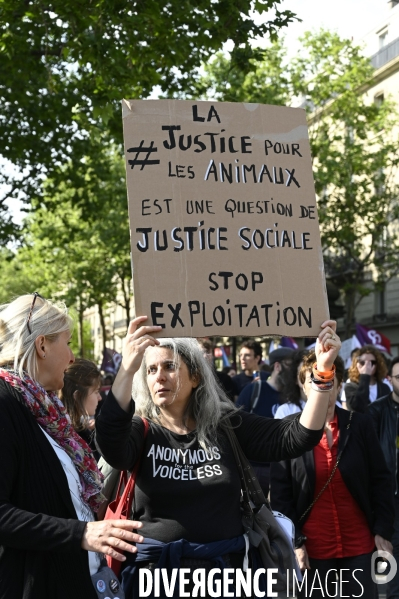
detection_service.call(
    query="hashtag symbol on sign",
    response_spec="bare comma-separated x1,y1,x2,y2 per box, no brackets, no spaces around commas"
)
127,140,160,170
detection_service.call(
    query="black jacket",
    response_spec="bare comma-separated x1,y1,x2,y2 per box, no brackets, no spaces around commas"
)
368,393,399,495
345,375,391,413
0,379,97,599
270,407,394,546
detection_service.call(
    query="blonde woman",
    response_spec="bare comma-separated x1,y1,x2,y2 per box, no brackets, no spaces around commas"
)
0,294,143,599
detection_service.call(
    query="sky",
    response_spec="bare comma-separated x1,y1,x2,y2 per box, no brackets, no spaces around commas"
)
279,0,390,50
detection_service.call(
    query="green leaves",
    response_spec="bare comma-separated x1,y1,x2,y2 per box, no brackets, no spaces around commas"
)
0,0,298,241
195,30,399,336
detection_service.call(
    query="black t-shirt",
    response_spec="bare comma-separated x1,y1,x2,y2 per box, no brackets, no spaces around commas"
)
231,372,253,396
96,391,322,544
215,370,235,402
132,420,242,543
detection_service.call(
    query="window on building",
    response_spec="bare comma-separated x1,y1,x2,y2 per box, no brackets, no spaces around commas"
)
374,93,384,107
379,29,388,49
375,285,387,317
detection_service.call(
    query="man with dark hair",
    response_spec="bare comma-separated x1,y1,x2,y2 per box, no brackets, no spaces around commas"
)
369,356,399,599
236,347,294,495
231,340,263,396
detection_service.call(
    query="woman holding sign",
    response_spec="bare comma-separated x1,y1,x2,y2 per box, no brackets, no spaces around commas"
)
96,316,342,597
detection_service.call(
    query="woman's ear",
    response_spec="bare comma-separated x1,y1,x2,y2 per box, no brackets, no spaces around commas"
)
191,373,201,389
34,335,46,360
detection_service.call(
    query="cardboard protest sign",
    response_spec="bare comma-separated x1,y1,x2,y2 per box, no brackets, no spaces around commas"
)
122,100,329,337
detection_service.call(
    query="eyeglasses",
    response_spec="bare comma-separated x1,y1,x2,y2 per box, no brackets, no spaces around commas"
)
391,375,399,381
26,292,44,335
357,359,376,367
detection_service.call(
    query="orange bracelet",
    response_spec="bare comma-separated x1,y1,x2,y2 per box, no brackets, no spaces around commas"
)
312,363,336,381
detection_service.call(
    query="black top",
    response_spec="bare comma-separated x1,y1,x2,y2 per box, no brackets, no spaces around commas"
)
345,375,391,413
231,371,253,395
270,407,394,546
215,370,235,401
79,426,100,461
0,378,96,599
236,381,280,417
368,393,399,495
96,390,323,544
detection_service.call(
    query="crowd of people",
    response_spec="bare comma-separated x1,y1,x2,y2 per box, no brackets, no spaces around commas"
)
0,292,398,598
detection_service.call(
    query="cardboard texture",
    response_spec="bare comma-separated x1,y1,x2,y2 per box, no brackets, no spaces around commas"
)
122,100,329,338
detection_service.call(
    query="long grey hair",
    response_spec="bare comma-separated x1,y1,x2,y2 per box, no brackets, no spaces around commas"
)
133,338,238,449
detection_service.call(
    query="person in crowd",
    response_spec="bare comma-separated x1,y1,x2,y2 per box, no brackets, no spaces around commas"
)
369,356,399,599
61,358,102,460
274,349,309,418
270,351,394,599
222,365,236,377
231,340,262,396
96,316,340,597
197,338,235,401
100,372,114,401
236,347,294,495
0,294,144,599
342,344,390,412
260,362,272,377
237,347,294,416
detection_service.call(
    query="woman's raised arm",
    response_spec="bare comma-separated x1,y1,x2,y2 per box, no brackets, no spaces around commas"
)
299,320,341,430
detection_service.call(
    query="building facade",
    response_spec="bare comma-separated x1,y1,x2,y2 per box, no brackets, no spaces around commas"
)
338,0,399,357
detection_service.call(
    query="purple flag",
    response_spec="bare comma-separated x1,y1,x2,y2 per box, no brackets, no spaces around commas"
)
355,323,391,354
101,347,122,375
280,337,299,350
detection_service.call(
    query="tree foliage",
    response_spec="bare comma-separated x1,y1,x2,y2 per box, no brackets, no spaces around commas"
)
293,32,399,336
198,31,399,337
4,151,132,356
0,0,297,241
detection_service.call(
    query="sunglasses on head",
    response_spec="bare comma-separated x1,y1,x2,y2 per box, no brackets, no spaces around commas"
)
26,292,44,335
357,359,376,367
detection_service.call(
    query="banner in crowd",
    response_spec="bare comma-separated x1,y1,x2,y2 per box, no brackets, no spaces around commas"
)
269,337,299,354
355,323,391,354
122,100,329,337
101,348,122,375
339,323,392,368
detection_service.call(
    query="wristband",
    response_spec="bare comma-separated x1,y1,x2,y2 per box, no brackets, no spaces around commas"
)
310,372,334,391
311,381,332,393
312,363,336,381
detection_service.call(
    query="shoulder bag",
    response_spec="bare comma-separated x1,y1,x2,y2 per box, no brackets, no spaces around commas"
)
104,417,149,576
249,379,261,413
224,424,299,593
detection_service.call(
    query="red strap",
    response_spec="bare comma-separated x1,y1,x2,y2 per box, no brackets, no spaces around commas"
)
105,417,149,520
105,417,149,575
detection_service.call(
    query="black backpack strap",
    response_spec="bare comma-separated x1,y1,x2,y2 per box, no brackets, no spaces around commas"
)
249,379,261,413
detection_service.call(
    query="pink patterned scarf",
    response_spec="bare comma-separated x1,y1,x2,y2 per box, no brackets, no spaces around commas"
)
0,368,105,512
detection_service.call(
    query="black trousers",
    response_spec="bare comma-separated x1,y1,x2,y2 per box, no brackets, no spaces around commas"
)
387,496,399,599
297,553,377,599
